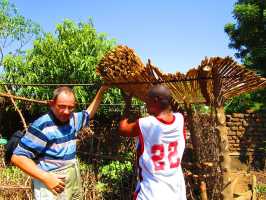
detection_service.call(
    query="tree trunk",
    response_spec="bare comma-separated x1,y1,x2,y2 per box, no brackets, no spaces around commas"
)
215,106,233,200
185,104,201,162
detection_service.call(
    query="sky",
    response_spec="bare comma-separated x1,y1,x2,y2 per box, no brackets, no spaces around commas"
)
11,0,238,74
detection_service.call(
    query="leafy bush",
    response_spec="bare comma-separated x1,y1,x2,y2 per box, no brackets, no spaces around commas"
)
99,160,133,182
225,89,266,113
97,160,135,199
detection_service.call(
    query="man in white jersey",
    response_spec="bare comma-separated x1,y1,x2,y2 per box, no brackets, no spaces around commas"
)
119,85,187,200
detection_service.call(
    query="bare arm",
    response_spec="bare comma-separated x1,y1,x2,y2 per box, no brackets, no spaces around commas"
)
87,85,109,119
119,118,139,137
11,155,65,194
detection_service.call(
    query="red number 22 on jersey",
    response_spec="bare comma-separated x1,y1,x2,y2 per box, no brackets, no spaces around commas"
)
151,141,180,171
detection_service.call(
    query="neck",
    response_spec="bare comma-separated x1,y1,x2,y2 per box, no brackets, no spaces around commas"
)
157,109,172,116
49,110,69,126
154,108,173,118
155,110,174,124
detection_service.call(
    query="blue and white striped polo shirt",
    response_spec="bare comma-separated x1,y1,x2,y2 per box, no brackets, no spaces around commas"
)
13,110,90,171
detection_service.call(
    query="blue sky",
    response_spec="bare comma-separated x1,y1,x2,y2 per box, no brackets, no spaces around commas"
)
11,0,238,74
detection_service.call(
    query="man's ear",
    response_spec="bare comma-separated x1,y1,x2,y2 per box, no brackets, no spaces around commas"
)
47,100,54,106
153,96,159,103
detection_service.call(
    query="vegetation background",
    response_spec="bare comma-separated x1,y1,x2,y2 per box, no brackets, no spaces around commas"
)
0,0,265,199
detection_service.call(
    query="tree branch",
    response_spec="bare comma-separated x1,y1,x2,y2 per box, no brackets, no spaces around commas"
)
4,86,28,130
0,92,48,105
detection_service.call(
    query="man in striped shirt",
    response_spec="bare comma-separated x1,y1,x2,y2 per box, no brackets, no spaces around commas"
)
11,86,108,200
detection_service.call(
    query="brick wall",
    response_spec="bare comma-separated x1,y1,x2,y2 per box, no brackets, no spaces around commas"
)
226,111,266,156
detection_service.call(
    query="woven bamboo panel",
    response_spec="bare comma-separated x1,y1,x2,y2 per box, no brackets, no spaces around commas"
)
157,69,206,104
97,45,266,105
97,45,145,82
197,57,266,106
96,45,157,102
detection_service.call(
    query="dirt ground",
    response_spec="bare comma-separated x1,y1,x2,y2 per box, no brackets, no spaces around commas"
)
231,170,266,200
229,154,265,198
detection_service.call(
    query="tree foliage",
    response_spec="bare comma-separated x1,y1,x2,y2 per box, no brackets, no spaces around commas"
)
224,0,266,112
2,19,125,113
224,0,266,76
224,90,265,113
0,0,41,65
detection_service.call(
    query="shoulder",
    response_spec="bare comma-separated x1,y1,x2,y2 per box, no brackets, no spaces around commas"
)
73,110,89,118
31,113,53,131
139,115,153,122
138,116,155,127
72,110,90,129
173,112,184,121
173,113,185,129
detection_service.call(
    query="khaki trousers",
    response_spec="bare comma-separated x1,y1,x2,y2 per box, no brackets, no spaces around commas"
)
32,162,82,200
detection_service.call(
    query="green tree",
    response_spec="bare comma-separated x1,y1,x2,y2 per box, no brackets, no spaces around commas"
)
224,0,266,112
0,0,41,65
224,0,266,76
2,19,123,113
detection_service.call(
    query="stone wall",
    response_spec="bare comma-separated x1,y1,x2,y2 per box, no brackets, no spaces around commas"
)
226,111,266,169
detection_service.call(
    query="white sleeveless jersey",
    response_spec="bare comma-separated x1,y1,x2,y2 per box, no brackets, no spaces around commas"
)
134,113,186,200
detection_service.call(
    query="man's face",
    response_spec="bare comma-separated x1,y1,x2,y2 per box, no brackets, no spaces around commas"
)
50,92,76,123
